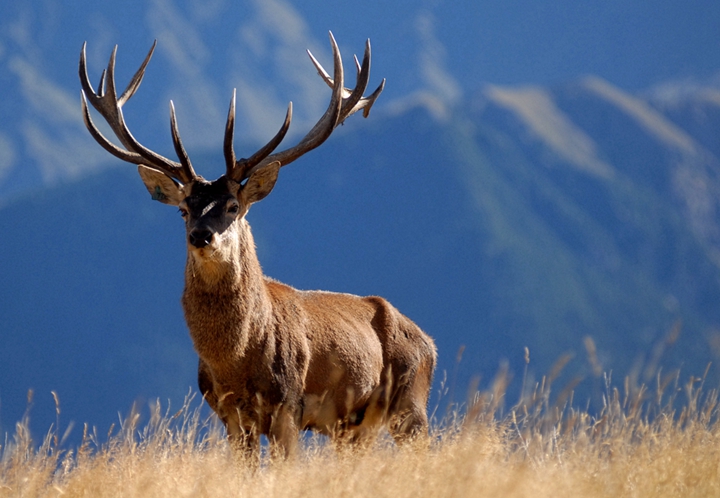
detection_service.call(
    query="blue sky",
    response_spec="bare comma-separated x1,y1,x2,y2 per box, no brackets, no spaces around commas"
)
220,0,720,90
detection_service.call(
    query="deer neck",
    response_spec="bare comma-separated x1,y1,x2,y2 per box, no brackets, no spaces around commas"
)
182,218,271,363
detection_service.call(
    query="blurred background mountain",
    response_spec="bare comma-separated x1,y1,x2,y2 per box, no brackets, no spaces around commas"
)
1,0,719,442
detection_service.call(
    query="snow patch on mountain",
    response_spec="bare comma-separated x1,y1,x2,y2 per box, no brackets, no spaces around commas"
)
485,84,615,179
384,10,461,122
583,76,698,155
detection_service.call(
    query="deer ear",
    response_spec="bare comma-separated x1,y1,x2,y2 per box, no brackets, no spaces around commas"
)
241,161,280,205
137,165,184,205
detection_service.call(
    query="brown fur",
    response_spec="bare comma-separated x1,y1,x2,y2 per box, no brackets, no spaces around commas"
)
175,196,436,457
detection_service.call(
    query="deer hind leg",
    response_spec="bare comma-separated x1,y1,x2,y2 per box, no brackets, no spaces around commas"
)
346,370,391,445
389,401,428,443
338,389,426,447
388,361,434,444
347,363,427,444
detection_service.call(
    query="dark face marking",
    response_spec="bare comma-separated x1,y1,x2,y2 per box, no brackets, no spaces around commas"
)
181,177,242,249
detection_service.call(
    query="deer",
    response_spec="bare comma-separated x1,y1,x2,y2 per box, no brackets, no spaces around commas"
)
79,33,436,460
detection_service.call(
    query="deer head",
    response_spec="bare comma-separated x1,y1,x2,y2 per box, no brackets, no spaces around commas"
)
79,34,384,263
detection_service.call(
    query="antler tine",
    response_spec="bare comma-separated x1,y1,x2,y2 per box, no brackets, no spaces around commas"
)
79,41,197,184
308,36,385,122
118,40,156,106
169,101,196,179
225,88,293,182
336,39,372,121
359,78,385,118
80,91,146,164
224,89,238,175
238,32,384,178
242,31,353,177
97,68,107,97
80,44,148,164
231,103,293,182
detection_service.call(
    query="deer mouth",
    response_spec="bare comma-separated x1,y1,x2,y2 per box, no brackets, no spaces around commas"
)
189,243,217,260
187,226,223,259
188,236,236,266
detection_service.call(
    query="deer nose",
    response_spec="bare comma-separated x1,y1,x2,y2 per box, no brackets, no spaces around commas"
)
189,228,213,248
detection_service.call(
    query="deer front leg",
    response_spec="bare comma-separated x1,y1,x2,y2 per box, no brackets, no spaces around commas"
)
199,365,261,464
225,411,261,466
198,359,219,411
268,404,300,459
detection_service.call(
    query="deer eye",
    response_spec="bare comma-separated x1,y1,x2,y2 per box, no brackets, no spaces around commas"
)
227,203,239,215
178,208,188,218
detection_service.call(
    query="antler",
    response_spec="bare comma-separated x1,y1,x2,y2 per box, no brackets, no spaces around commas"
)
79,41,198,184
226,31,385,183
81,34,384,186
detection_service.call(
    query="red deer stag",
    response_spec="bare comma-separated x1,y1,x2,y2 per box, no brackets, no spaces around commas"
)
79,34,436,459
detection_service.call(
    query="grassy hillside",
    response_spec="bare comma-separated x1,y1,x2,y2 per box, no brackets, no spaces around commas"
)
2,372,718,497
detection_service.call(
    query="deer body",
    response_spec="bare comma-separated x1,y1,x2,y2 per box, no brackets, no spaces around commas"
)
80,34,436,458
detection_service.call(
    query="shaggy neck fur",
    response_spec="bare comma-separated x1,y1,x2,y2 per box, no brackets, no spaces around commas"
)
181,218,271,368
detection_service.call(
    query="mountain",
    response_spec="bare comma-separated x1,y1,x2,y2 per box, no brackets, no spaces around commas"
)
3,76,720,442
464,77,720,379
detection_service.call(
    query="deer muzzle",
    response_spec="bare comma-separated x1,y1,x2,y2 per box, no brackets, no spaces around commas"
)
189,228,214,249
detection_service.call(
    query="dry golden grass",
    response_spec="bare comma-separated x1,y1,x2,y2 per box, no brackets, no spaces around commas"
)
2,371,719,498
